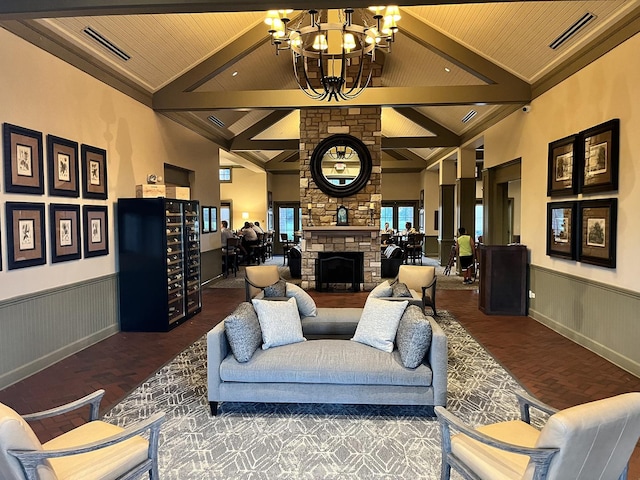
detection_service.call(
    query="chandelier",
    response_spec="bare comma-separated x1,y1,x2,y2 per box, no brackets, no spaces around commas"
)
265,7,400,101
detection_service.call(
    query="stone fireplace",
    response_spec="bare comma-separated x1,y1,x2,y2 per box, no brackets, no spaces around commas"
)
299,107,382,291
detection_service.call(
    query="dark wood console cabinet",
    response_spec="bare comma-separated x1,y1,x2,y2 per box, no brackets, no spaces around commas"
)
478,245,528,316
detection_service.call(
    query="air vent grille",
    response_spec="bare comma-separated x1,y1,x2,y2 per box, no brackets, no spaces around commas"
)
83,27,130,61
207,115,225,128
461,110,477,124
549,12,596,50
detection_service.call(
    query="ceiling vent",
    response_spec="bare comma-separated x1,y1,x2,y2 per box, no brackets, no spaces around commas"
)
549,12,596,50
83,27,130,61
461,110,477,124
207,115,225,128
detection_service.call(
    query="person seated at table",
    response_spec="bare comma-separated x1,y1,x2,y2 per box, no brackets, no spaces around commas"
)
241,221,259,263
221,220,246,255
382,222,394,234
404,222,417,235
252,221,264,235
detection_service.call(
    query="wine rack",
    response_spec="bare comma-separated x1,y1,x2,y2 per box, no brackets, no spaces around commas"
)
118,197,202,331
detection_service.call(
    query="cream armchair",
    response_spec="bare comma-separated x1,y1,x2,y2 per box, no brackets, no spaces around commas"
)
244,265,281,301
1,389,164,480
384,265,437,315
435,391,640,480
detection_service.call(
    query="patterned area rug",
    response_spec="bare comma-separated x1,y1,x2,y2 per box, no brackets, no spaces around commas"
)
105,312,536,479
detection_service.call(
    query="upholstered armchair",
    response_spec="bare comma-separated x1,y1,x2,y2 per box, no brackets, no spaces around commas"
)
386,265,437,315
1,389,164,480
435,390,640,480
244,265,281,301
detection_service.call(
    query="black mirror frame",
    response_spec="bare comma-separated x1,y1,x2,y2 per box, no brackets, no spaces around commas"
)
310,134,372,198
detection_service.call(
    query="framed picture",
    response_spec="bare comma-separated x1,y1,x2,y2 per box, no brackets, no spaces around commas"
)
49,204,81,263
547,134,578,196
336,205,348,226
546,201,577,260
202,206,210,233
81,144,108,199
211,206,218,232
578,198,617,268
47,135,79,197
2,123,44,195
579,119,619,194
5,202,46,270
83,205,109,257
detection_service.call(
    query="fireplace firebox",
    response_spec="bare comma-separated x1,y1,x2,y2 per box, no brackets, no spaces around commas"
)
315,252,364,292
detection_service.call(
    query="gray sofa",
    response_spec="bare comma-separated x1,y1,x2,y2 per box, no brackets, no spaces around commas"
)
207,306,448,415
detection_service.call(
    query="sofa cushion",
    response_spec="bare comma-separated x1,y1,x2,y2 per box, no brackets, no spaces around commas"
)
224,302,262,363
286,283,317,317
392,282,412,298
396,305,433,368
368,280,392,299
263,279,286,297
352,298,408,352
252,297,306,350
220,339,433,387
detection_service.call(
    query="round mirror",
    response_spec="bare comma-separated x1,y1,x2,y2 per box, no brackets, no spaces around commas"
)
310,134,372,198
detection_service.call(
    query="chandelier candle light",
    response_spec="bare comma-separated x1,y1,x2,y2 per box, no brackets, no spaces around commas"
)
265,6,400,101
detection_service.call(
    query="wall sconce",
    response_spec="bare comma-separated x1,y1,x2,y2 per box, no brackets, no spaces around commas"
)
242,212,249,220
307,203,314,226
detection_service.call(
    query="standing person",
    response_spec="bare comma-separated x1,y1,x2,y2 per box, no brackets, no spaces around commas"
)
456,227,475,284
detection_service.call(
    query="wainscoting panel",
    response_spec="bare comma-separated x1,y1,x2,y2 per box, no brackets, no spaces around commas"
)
201,249,222,285
424,235,439,258
529,265,640,377
0,275,119,389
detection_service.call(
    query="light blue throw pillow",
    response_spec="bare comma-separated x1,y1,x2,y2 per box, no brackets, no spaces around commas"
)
352,298,408,352
252,297,306,350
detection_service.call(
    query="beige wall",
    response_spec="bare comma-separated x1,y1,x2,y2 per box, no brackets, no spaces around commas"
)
270,173,299,202
0,28,220,301
220,167,267,230
480,33,640,292
381,172,422,200
422,170,440,235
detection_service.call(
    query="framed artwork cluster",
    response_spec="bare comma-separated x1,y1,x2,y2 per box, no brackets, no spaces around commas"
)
546,119,620,269
1,122,109,271
201,206,218,233
547,119,619,196
546,199,617,268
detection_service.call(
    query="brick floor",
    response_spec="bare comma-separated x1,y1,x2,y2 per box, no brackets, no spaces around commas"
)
1,286,638,477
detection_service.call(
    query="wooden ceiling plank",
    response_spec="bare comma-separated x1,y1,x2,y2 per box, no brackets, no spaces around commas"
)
392,107,460,144
0,0,542,20
155,18,268,96
399,8,529,88
383,136,458,149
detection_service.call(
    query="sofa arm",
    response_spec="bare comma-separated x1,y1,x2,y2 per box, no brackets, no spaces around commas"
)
427,316,448,406
207,322,229,403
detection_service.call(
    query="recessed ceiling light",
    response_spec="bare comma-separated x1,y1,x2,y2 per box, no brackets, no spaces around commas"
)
444,67,451,73
232,71,238,77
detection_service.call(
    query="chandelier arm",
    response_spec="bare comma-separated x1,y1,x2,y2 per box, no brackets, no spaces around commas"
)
297,55,328,100
341,47,367,97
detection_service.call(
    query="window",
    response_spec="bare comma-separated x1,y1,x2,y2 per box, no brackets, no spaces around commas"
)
381,202,418,232
221,202,231,229
219,168,232,183
475,202,484,242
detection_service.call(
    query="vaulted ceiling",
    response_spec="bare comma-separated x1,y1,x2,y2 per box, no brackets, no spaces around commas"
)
2,1,639,173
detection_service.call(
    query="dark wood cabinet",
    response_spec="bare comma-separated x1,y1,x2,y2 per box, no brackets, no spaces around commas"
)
478,245,528,316
117,198,202,331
